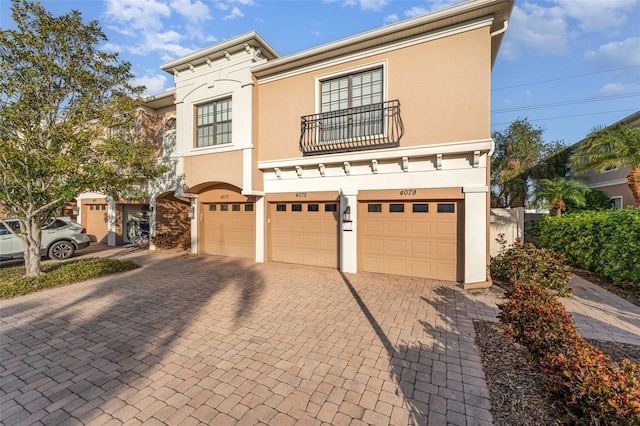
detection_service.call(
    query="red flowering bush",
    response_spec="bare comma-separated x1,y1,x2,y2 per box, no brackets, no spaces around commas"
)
499,281,640,424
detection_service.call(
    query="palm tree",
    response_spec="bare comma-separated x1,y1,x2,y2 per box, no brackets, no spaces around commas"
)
534,178,589,216
570,122,640,206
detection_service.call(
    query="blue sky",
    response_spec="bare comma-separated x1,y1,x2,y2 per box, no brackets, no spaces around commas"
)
1,0,639,146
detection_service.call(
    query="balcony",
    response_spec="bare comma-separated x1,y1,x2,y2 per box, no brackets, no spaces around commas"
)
300,100,404,156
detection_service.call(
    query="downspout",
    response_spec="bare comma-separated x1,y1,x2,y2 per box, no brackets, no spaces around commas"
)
491,20,509,37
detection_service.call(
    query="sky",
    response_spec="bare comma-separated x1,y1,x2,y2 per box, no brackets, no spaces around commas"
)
1,0,639,146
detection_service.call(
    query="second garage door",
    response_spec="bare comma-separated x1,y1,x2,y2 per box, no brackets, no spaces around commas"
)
202,202,255,259
82,202,108,243
269,201,339,268
359,201,460,281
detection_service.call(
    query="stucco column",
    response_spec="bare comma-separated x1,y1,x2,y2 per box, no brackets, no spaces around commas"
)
340,190,358,274
190,198,198,255
463,186,488,284
107,197,117,247
255,196,265,263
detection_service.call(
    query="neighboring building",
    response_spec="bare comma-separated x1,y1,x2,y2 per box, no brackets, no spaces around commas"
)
571,111,639,209
143,0,514,287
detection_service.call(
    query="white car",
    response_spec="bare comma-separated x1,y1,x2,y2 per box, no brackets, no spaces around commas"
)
0,217,90,261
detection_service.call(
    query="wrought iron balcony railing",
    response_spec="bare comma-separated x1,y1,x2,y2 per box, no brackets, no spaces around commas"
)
300,100,404,155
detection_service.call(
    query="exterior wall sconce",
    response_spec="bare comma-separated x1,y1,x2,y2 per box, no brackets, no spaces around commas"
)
72,207,79,216
343,205,351,222
188,207,195,219
343,162,351,175
489,210,496,223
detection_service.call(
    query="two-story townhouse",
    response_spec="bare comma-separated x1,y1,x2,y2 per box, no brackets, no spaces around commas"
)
151,0,514,287
571,111,640,209
254,0,513,287
156,33,279,259
74,102,176,245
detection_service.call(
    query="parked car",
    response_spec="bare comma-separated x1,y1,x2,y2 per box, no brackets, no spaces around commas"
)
0,217,90,261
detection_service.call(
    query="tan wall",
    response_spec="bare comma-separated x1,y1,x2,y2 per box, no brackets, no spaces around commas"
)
595,182,636,208
257,27,491,161
580,165,631,186
183,150,244,190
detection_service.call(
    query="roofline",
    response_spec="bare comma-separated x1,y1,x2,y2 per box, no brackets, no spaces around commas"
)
160,31,280,73
569,110,640,148
252,0,513,78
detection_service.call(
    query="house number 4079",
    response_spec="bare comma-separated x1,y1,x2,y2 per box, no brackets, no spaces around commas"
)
399,189,416,196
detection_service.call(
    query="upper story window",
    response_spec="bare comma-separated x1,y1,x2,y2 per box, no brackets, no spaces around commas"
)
320,68,384,141
196,97,232,147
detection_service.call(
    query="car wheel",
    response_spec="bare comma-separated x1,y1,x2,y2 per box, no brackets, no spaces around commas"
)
48,241,75,260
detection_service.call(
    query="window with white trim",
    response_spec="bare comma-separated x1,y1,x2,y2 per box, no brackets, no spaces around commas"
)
611,196,623,209
196,97,232,147
320,68,383,141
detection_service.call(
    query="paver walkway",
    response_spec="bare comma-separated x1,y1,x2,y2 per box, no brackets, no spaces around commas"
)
1,249,638,425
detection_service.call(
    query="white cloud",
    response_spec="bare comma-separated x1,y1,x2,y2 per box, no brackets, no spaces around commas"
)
404,7,427,18
169,0,210,23
585,37,640,69
359,0,387,11
104,0,171,30
383,13,399,24
223,5,244,19
101,42,122,53
502,0,638,60
133,72,169,95
424,0,466,12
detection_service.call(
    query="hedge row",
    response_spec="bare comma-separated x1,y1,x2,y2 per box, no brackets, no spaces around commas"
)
538,209,640,284
499,282,640,424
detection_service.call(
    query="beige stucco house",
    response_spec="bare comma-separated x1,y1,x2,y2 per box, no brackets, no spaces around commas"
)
571,111,640,209
83,0,514,287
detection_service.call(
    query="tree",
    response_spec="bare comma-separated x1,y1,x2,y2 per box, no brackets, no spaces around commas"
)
491,118,566,208
0,0,166,276
564,188,614,212
570,122,640,207
533,178,589,217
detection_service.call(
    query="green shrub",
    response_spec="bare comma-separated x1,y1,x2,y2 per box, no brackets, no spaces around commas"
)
499,281,640,424
539,209,640,284
490,242,573,296
0,257,138,298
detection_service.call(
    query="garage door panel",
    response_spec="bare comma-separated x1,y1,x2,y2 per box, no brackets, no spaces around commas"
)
359,201,459,281
410,240,431,256
387,221,408,234
387,239,407,255
270,201,338,268
202,202,255,259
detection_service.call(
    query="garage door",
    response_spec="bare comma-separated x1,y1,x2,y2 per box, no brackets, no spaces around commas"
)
270,202,339,268
82,203,108,243
202,203,255,259
359,201,459,281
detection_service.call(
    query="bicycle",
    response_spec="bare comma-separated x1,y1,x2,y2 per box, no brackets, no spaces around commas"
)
127,218,150,246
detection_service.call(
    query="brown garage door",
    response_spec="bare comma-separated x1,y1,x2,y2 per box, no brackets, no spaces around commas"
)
359,201,459,281
269,202,339,268
202,203,255,259
82,203,108,243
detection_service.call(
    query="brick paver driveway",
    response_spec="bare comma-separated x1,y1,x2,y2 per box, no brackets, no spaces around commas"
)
1,252,500,425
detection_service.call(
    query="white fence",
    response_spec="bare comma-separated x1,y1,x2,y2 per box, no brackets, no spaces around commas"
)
489,207,524,257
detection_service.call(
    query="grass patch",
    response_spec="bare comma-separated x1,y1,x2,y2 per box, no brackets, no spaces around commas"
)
0,257,138,299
